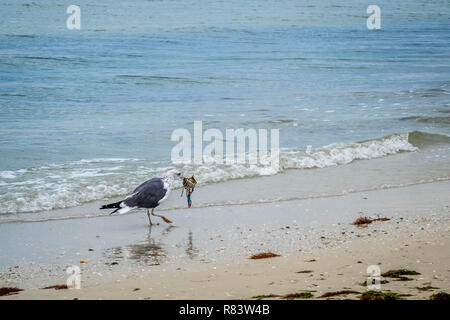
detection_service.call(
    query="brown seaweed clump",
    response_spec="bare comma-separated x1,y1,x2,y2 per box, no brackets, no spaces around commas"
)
319,290,360,298
360,290,401,300
353,217,391,226
296,270,313,274
252,294,280,300
359,280,389,286
381,269,420,281
249,252,280,260
0,287,23,296
430,292,450,300
41,284,68,290
353,217,373,225
416,285,439,292
283,291,314,299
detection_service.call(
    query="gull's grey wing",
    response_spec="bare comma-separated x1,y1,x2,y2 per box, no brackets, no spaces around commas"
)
123,177,167,209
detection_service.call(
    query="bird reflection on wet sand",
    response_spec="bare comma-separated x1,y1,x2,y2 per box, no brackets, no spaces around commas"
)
103,225,180,266
126,227,167,265
185,230,198,259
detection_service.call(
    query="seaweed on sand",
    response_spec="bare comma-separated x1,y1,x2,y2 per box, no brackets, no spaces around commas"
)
41,284,68,290
360,291,401,300
381,269,420,281
296,270,313,274
319,290,360,298
429,292,450,300
416,285,439,292
249,252,280,259
0,287,23,296
359,280,389,286
252,294,280,300
352,217,390,226
353,217,372,225
282,291,314,299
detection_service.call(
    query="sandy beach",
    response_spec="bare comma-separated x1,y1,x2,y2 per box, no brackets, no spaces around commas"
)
10,222,449,300
1,175,448,300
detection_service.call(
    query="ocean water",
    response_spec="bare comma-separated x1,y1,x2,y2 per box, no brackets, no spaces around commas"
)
0,0,449,219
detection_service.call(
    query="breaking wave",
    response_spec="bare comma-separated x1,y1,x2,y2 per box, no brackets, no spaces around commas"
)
0,131,448,215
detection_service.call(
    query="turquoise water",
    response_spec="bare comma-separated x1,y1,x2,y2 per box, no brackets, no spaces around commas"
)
0,1,449,215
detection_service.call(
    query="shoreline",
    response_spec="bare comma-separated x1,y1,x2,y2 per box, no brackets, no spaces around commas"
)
2,143,450,225
1,179,449,299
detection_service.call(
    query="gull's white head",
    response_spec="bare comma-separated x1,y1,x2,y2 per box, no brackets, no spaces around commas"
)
161,169,181,185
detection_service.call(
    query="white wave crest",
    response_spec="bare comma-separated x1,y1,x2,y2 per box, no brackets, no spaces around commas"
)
0,133,418,214
281,133,417,169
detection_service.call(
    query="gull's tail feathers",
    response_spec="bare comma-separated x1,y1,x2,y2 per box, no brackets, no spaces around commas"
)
100,200,125,215
100,200,122,210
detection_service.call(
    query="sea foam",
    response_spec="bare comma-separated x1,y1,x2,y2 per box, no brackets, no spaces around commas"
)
0,132,446,215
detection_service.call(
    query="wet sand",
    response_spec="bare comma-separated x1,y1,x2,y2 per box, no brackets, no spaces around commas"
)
1,179,449,299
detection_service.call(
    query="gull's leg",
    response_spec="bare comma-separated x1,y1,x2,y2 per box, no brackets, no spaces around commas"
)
151,208,172,224
147,209,153,226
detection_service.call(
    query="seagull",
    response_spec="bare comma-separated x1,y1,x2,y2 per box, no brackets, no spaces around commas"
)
100,169,181,225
